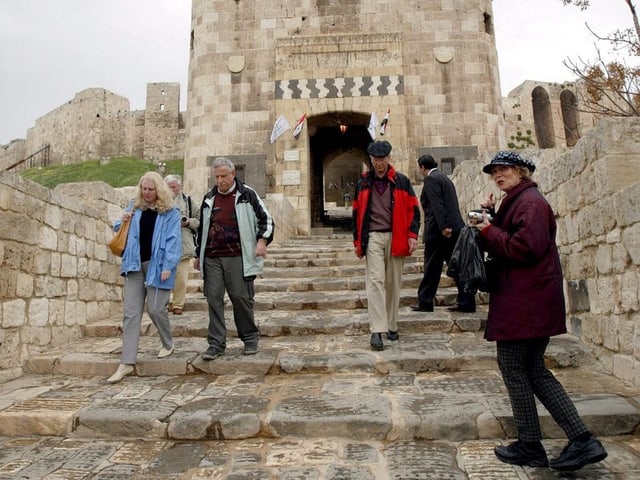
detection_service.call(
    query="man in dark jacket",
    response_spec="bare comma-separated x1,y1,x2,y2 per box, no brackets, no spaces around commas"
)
411,154,475,312
353,140,420,351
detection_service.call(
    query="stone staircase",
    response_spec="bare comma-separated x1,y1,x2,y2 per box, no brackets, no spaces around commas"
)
1,233,640,478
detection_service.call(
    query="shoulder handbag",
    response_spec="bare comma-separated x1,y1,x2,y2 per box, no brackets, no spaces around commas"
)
108,204,133,256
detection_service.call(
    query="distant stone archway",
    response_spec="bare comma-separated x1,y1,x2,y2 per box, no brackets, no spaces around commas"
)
560,89,580,147
532,86,556,149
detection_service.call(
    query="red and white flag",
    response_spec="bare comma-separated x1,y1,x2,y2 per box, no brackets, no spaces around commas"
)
293,113,307,139
379,109,390,136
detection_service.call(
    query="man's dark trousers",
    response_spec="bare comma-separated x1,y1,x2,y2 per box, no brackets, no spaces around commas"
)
417,230,475,310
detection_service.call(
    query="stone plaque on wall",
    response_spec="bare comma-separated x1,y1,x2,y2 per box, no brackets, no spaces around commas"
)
282,170,301,185
284,150,299,162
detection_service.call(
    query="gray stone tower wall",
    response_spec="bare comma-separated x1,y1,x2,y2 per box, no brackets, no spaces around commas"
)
143,82,184,161
184,0,505,234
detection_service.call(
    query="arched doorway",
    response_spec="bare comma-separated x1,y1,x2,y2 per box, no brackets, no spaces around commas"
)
308,112,372,229
560,89,580,147
532,86,556,149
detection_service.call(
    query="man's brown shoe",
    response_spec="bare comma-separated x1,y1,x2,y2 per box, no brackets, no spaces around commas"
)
172,307,183,315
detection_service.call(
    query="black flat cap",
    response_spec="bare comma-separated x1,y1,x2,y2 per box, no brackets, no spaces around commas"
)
367,140,392,157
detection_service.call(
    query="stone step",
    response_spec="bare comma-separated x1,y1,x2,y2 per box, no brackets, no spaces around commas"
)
25,331,591,379
178,286,471,313
83,307,487,339
4,339,639,442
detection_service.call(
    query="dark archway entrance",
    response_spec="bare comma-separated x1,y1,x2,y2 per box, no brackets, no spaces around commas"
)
532,86,556,149
560,89,580,147
308,112,372,230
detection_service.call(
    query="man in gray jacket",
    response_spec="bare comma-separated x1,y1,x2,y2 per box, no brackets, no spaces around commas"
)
194,157,275,359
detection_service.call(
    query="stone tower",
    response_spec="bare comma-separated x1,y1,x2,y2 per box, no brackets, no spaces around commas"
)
184,0,505,234
144,82,184,162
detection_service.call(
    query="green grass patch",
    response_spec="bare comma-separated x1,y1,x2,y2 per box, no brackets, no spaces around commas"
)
20,157,184,189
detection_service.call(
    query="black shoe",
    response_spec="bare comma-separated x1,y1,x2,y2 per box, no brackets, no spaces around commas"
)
447,305,476,313
202,347,225,361
386,330,399,341
370,333,384,351
243,341,258,355
549,435,607,471
494,440,548,467
410,303,433,312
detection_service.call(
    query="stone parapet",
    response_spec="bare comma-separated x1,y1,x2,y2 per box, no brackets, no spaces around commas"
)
0,174,124,378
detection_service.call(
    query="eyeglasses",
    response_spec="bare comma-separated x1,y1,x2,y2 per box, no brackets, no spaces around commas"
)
371,157,388,162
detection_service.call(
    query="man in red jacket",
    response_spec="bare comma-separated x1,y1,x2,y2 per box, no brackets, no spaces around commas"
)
352,140,420,351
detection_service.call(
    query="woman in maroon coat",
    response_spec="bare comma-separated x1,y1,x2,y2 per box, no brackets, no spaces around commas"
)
475,151,607,472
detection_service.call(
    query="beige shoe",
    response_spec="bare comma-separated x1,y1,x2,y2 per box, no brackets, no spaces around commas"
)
107,364,134,383
157,345,174,358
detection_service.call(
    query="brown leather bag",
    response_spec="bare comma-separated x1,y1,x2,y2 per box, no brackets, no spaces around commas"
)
108,218,131,257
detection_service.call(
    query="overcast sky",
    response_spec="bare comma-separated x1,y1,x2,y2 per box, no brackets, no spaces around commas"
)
0,0,633,145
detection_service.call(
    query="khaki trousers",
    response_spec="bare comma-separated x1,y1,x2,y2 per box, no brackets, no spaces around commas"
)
365,231,404,333
170,257,191,309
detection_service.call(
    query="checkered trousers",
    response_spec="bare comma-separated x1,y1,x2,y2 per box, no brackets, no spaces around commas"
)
496,337,588,442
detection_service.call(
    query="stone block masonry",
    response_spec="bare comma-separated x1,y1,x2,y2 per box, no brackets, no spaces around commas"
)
0,174,126,382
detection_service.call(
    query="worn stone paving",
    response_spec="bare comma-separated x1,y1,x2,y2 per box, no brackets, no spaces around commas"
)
1,435,640,479
2,234,640,478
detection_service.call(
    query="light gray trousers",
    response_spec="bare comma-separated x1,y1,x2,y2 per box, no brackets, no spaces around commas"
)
121,263,173,364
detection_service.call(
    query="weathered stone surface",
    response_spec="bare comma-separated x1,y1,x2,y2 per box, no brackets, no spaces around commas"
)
76,398,177,438
398,394,485,441
0,398,88,436
168,396,269,440
269,394,392,440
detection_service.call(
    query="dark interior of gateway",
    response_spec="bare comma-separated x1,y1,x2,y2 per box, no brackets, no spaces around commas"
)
308,111,372,230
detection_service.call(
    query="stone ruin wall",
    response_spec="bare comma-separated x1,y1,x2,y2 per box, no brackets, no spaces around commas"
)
0,83,185,171
502,80,601,151
454,117,640,385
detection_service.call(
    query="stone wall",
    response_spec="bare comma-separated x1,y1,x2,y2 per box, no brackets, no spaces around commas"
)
0,140,26,170
0,84,185,171
502,80,601,152
0,174,125,382
453,117,640,385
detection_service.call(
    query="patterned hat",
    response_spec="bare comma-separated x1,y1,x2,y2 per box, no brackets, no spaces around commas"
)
482,151,536,174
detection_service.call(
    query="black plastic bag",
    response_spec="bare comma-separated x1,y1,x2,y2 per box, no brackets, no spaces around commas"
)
446,226,487,294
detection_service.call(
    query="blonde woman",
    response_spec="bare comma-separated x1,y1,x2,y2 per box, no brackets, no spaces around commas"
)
108,171,182,383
